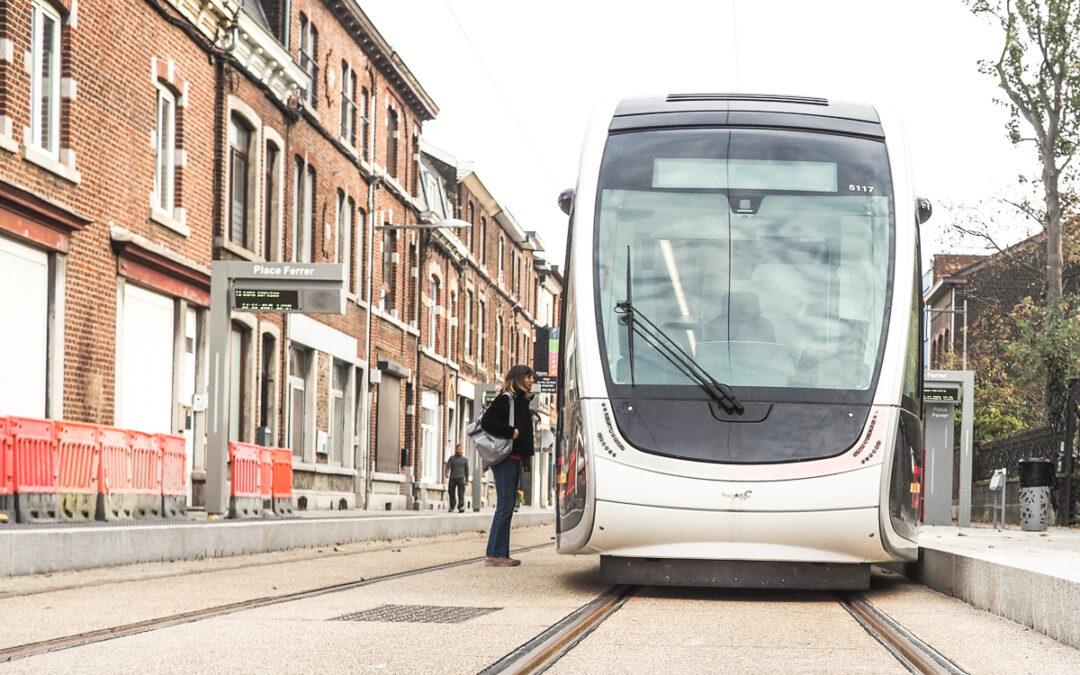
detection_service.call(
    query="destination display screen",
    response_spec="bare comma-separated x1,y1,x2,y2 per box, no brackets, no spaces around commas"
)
923,386,959,402
233,288,300,311
653,158,839,192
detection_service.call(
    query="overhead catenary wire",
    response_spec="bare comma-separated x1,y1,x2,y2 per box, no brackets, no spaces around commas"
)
440,0,562,193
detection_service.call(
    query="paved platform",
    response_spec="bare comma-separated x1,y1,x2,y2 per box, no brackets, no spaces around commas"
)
917,524,1080,649
0,508,555,577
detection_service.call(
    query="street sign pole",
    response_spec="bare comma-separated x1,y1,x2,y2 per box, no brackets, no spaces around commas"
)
206,263,231,516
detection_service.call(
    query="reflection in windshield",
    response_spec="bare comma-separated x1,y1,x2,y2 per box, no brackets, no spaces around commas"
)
596,129,893,394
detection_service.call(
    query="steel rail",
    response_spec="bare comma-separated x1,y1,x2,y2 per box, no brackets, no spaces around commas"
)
0,542,552,664
480,585,637,675
839,593,969,675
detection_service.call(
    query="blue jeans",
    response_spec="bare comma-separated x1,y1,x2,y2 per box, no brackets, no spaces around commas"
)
486,458,521,558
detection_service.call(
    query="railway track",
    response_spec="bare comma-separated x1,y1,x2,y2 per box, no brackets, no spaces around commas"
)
483,586,969,675
1,545,971,674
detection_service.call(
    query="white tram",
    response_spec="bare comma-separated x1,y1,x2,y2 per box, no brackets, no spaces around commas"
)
554,94,929,590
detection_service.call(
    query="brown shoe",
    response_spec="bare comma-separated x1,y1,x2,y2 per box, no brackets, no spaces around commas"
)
484,556,521,567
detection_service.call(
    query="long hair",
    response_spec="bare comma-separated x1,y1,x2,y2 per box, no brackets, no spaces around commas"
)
496,364,534,397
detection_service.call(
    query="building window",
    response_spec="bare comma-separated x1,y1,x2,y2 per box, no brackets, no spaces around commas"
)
341,63,357,146
498,235,505,283
464,290,473,360
264,141,280,260
336,189,350,270
330,360,349,466
466,203,475,249
30,2,61,157
479,217,487,265
360,87,370,161
229,324,252,443
478,300,486,369
259,333,278,445
448,291,457,362
229,115,255,249
420,390,440,483
262,0,291,47
355,207,365,297
386,107,399,178
495,316,503,374
298,14,318,108
154,85,176,214
428,275,440,352
292,157,314,262
381,230,397,313
288,346,310,459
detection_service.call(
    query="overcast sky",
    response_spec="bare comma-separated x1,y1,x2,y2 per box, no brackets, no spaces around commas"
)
360,0,1042,267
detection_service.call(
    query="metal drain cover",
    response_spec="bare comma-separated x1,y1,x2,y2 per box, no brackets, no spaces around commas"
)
332,604,501,624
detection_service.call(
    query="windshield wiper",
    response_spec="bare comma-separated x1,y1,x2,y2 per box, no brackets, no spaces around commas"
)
614,245,744,415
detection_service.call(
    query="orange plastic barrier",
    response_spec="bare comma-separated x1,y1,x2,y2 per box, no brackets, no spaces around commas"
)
9,417,58,523
270,448,294,516
229,441,262,518
98,426,134,520
55,421,100,521
259,447,273,511
128,430,162,518
0,418,13,522
159,433,188,518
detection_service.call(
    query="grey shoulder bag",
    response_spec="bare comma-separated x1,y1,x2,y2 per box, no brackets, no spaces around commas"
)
466,393,515,469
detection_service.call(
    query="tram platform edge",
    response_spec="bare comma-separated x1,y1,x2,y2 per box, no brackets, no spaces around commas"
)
915,525,1080,650
0,508,554,578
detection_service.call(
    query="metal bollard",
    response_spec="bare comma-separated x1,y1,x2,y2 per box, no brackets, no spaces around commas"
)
1018,458,1054,532
989,468,1007,529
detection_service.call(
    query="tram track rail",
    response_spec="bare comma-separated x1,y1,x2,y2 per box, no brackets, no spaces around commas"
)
483,585,969,675
0,542,552,664
839,593,969,675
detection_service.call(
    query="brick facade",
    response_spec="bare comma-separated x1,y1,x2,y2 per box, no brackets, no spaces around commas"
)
0,0,561,513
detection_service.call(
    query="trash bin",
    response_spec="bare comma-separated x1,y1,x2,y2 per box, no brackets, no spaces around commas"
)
1018,458,1055,531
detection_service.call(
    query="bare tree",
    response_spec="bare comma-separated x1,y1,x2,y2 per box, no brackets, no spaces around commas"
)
966,0,1080,304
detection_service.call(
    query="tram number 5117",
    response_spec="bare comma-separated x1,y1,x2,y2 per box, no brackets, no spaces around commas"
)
848,184,875,193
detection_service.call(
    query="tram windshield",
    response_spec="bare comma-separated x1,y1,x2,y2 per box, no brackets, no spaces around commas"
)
595,128,893,400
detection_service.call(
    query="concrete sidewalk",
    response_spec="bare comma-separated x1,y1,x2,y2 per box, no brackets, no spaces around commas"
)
917,525,1080,649
0,507,555,578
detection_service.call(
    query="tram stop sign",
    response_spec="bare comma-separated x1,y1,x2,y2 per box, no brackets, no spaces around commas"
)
226,262,345,313
205,262,346,516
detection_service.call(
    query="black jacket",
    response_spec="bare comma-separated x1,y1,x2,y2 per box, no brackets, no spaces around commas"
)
480,390,535,459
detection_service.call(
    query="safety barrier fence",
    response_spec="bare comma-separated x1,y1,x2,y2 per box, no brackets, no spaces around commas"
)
0,417,294,524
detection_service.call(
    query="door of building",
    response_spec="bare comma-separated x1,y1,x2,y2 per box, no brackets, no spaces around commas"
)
376,374,401,473
0,236,48,417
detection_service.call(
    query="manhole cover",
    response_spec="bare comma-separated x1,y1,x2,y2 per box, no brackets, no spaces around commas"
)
332,604,500,624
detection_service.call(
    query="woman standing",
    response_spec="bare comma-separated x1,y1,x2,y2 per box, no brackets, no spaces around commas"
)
480,364,536,566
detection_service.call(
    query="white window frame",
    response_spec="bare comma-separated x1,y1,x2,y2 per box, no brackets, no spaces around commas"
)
153,84,176,215
30,1,62,158
420,390,440,484
428,275,439,352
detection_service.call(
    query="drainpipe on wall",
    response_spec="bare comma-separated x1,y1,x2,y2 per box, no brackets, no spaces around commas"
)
360,177,381,509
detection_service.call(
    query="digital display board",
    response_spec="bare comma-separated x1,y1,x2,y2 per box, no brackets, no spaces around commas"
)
923,386,959,402
233,289,300,311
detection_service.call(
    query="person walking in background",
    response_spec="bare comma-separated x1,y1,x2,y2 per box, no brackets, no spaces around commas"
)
445,444,469,513
480,364,535,567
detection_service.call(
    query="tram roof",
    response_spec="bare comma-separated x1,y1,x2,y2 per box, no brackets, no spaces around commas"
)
611,93,884,138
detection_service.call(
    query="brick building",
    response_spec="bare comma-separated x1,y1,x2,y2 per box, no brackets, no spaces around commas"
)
0,0,561,514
